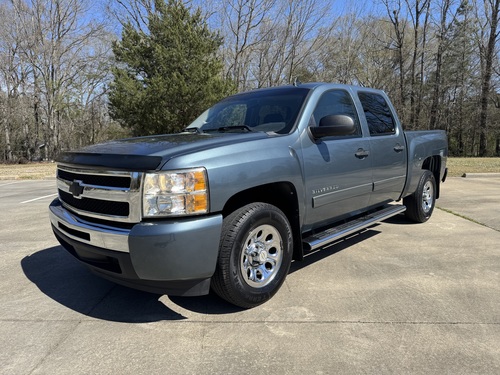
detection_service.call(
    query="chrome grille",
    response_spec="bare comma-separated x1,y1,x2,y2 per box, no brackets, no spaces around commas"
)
56,165,142,223
57,169,131,188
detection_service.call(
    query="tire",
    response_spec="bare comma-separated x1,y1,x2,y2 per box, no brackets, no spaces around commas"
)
211,203,293,308
404,170,436,223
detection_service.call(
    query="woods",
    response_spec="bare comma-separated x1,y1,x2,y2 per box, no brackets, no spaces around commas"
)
1,0,500,161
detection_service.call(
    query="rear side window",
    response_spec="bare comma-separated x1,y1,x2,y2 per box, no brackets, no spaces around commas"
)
358,92,396,136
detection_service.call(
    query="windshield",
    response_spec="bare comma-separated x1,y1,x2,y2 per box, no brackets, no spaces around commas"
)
186,87,310,134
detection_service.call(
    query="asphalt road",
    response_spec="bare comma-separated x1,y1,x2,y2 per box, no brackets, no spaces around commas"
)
0,177,499,374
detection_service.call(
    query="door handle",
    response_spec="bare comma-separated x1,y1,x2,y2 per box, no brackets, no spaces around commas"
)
355,148,370,159
394,144,405,152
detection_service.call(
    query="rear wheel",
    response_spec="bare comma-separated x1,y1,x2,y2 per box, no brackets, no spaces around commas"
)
211,203,293,308
404,170,436,223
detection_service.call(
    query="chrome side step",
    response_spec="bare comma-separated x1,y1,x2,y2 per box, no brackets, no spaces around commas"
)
303,205,406,251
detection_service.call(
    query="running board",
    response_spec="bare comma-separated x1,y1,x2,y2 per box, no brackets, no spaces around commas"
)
303,205,406,251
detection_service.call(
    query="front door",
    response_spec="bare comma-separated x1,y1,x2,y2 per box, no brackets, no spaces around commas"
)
302,89,373,229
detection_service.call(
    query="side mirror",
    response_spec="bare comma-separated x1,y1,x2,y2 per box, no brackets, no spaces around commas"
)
309,115,356,139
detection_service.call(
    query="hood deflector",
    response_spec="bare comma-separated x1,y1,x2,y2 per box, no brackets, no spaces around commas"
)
56,153,162,171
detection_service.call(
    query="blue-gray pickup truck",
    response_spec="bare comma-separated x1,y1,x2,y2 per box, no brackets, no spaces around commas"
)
49,83,448,308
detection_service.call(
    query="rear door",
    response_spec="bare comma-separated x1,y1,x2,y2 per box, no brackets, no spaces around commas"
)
357,91,407,205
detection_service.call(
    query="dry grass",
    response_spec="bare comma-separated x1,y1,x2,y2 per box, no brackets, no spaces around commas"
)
446,157,500,177
1,157,499,180
0,162,57,180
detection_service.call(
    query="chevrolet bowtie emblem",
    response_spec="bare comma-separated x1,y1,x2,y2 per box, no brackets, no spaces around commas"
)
69,180,85,198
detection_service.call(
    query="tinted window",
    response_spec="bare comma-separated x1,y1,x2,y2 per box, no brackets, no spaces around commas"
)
358,92,396,136
311,90,361,136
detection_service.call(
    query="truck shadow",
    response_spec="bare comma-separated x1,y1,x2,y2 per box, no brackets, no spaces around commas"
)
22,228,383,320
383,214,419,225
289,227,382,274
21,246,189,322
21,246,248,320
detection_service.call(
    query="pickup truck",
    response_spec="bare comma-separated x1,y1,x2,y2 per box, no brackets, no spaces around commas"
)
49,83,448,308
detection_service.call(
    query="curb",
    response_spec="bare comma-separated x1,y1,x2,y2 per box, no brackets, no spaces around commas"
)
461,173,500,178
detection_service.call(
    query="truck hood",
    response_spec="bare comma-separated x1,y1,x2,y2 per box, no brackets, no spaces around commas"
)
56,132,270,170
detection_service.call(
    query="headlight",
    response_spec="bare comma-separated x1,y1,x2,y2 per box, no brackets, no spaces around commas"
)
143,168,208,217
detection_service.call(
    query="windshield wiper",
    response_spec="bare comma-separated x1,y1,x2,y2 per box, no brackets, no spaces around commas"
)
182,127,204,134
216,125,255,133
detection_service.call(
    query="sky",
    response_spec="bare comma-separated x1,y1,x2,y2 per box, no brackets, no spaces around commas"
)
90,0,391,37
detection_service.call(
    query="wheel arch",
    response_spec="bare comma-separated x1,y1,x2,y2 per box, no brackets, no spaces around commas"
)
422,155,442,199
222,182,303,261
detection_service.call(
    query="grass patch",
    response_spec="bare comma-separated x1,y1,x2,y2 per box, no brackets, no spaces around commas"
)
0,162,57,180
446,157,500,177
437,206,498,232
437,207,484,226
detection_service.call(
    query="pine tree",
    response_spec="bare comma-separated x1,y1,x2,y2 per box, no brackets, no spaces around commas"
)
109,0,234,136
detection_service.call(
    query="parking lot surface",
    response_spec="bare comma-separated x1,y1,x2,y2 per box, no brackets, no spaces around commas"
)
0,177,499,374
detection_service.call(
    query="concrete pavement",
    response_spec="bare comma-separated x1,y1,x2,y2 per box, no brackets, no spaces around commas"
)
437,175,500,231
0,177,499,374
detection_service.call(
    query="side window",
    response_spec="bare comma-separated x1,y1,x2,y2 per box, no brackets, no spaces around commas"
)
358,92,396,136
311,90,361,136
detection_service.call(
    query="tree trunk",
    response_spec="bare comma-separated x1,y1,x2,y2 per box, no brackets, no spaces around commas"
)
429,0,452,130
384,2,407,124
2,119,13,162
478,0,500,156
407,0,430,130
416,1,430,129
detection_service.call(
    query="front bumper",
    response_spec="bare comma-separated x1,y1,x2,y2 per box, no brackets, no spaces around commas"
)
49,199,223,296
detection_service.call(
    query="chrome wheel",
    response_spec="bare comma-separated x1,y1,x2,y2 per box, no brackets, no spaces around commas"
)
240,224,283,288
421,180,434,213
211,202,292,308
404,170,436,223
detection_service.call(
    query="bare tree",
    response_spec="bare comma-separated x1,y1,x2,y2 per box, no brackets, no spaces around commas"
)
107,0,155,34
429,0,457,130
405,0,431,129
383,0,409,123
218,0,276,90
0,4,16,161
475,0,500,156
0,2,33,161
10,0,108,159
254,0,336,87
349,16,401,91
213,0,337,90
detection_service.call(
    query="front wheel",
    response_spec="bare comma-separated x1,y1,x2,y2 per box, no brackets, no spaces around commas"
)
404,170,436,223
211,203,293,308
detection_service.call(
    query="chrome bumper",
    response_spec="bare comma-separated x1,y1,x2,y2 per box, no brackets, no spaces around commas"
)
49,199,131,253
